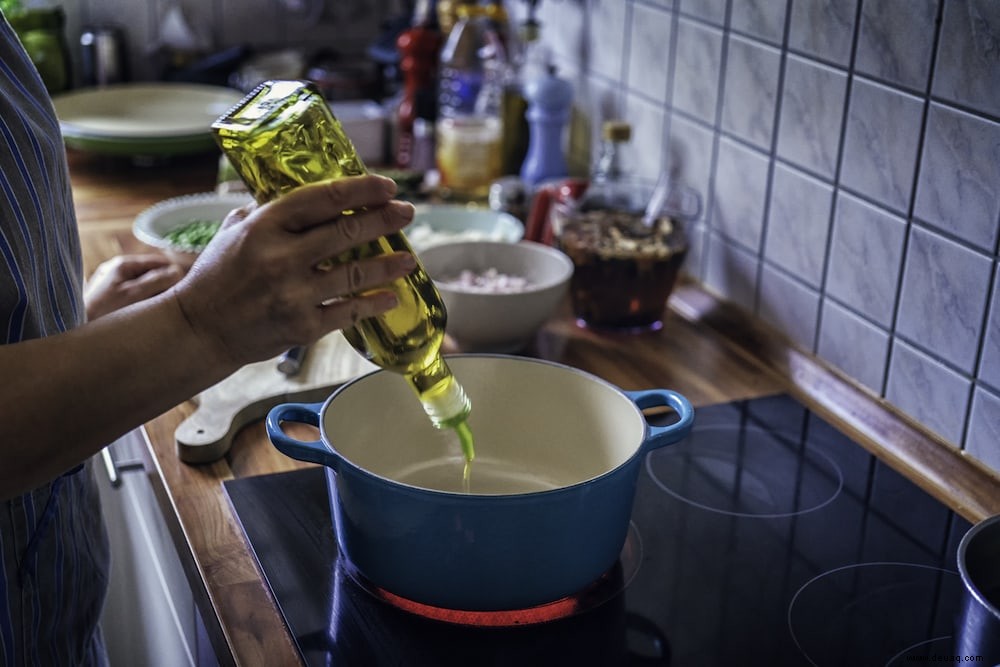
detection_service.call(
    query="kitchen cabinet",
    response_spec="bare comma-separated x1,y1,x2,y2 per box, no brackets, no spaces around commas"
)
95,430,219,667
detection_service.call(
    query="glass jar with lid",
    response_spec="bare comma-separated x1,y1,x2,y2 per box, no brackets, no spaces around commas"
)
549,177,702,331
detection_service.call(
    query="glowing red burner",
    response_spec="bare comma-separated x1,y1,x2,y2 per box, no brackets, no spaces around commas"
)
371,579,590,627
347,523,643,628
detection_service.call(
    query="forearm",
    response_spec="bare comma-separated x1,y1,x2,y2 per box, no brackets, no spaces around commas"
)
0,291,239,499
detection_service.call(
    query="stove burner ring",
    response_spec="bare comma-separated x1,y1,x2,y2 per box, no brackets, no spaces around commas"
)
344,521,643,627
646,425,844,519
787,561,960,667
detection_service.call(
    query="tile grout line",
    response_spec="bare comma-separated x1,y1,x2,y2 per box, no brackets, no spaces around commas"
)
878,0,945,406
751,0,796,342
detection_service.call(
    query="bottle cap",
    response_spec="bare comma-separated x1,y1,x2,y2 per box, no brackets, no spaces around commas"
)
456,3,488,19
602,120,632,143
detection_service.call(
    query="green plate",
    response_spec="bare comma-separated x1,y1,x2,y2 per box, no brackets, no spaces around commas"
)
52,83,245,157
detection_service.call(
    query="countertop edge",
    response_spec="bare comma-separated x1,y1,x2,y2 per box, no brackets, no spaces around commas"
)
141,412,304,667
669,283,1000,524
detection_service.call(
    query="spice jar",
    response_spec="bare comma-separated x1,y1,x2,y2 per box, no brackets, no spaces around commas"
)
549,178,701,331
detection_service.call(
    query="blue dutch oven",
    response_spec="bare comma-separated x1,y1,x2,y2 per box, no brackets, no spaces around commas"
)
266,355,693,611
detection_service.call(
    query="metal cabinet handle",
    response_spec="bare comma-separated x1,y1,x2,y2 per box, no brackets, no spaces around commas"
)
100,446,146,488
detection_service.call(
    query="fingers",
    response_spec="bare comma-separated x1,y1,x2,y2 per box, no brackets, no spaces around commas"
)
129,263,184,296
310,251,416,304
299,200,415,267
84,256,184,320
167,175,414,365
317,290,400,331
113,253,176,279
219,203,254,230
268,174,397,233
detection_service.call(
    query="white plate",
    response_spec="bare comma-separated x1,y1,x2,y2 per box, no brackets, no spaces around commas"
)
53,83,244,138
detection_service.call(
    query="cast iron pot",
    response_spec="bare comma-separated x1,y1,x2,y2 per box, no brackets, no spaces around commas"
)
266,355,694,611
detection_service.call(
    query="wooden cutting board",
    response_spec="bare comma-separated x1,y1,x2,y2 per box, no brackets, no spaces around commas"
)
175,332,378,463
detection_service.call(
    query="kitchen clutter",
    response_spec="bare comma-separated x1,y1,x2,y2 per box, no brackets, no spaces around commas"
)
40,0,704,334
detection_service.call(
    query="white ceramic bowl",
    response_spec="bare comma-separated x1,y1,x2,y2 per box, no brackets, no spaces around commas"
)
133,192,253,268
420,240,574,353
404,204,524,253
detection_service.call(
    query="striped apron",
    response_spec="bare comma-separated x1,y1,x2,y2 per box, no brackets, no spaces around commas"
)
1,12,110,666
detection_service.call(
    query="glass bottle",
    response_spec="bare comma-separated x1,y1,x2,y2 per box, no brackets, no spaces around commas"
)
497,10,542,177
591,120,632,185
435,2,504,201
211,80,474,460
395,0,443,169
436,0,475,39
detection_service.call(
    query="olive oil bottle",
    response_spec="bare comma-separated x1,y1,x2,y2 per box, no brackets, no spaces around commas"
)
211,79,474,463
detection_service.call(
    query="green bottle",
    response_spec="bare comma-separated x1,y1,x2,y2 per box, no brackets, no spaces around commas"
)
211,80,474,463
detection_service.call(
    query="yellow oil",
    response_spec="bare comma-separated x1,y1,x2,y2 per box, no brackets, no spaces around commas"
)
212,80,475,465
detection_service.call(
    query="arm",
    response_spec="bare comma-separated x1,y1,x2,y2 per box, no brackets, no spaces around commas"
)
0,175,415,499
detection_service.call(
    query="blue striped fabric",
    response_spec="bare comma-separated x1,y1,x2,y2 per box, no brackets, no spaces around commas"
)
1,12,109,667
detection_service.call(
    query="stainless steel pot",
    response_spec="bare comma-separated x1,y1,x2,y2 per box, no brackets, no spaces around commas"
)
266,355,694,611
957,514,1000,664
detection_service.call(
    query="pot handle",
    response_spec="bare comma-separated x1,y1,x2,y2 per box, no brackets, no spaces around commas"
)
625,389,694,452
265,401,340,472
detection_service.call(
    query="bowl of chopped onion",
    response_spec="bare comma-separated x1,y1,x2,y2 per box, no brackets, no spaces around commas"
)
132,192,253,268
420,240,574,353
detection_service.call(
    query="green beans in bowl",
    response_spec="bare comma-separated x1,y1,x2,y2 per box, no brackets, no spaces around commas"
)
132,192,252,268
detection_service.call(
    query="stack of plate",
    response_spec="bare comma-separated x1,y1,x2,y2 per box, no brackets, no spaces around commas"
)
51,83,245,157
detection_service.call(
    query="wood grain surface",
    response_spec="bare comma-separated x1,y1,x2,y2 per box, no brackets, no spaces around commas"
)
69,149,1000,667
175,333,377,463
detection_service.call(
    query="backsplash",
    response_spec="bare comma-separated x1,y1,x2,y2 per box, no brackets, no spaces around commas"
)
59,0,999,477
529,0,1000,477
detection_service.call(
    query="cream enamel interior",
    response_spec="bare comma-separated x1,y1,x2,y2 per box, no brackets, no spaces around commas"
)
321,356,646,494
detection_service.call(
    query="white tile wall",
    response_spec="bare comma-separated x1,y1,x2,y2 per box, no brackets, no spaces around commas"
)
529,0,1000,476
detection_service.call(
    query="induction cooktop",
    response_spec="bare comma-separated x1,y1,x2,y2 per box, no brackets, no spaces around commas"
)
224,392,972,666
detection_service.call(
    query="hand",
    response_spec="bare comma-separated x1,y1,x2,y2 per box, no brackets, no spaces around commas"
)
84,253,184,321
171,174,416,367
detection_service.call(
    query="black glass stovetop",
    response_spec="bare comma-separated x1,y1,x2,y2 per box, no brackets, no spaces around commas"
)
224,393,972,666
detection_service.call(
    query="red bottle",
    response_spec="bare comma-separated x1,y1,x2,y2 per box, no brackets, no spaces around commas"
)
396,0,443,168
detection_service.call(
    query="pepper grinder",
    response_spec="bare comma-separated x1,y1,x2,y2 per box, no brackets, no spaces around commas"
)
519,65,573,188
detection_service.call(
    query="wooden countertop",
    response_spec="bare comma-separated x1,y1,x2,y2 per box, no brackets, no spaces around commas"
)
68,150,1000,667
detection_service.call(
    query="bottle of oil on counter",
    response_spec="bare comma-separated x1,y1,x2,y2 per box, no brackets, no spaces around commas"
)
435,2,505,200
211,79,474,462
